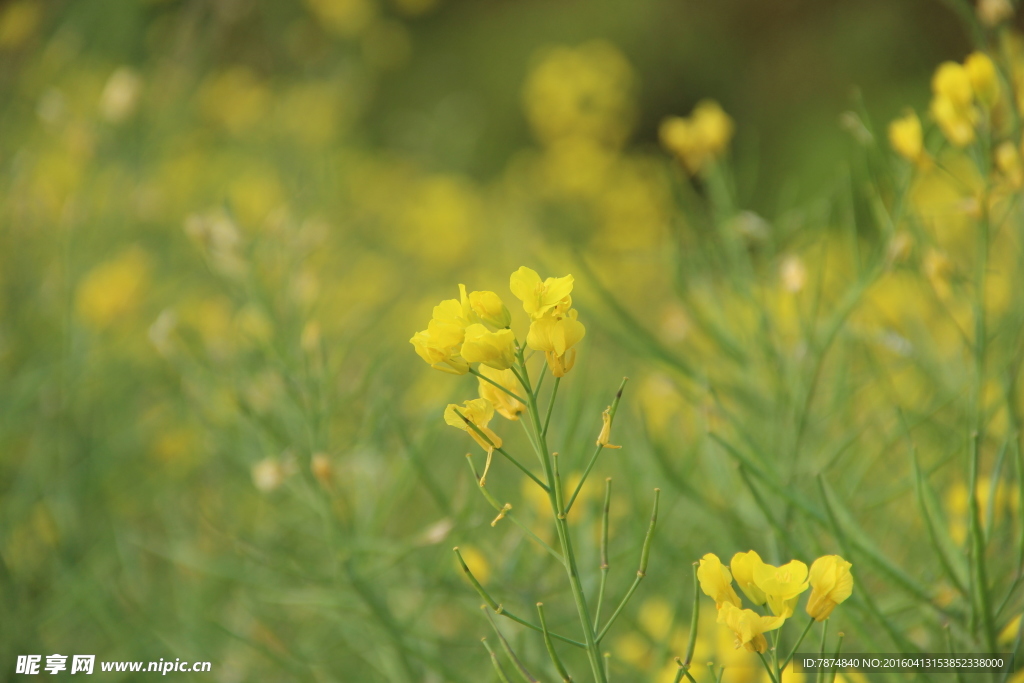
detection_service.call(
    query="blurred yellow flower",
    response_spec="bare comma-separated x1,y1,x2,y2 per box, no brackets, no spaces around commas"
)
461,324,515,370
716,602,785,653
806,555,854,621
0,0,40,49
476,365,524,420
730,550,768,606
752,559,809,618
523,41,635,148
965,52,999,107
659,100,734,174
304,0,377,38
697,553,742,609
75,247,149,329
888,110,924,163
526,308,586,377
444,398,502,451
509,266,574,319
933,61,974,107
978,0,1013,26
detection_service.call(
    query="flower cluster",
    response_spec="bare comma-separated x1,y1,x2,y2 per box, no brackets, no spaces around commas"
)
411,267,586,449
658,100,735,175
697,551,853,653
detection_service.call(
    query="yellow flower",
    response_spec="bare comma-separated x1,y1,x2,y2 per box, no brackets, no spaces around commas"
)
659,99,734,174
933,61,974,108
410,295,473,374
753,559,809,618
965,52,999,107
806,555,854,621
730,550,767,606
526,309,586,377
716,602,785,653
461,324,515,370
888,110,924,163
477,365,525,420
596,406,621,448
697,553,742,610
444,398,502,451
931,95,976,147
468,290,512,329
75,247,150,329
509,266,574,319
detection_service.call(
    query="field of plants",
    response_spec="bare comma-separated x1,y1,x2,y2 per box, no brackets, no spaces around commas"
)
3,0,1024,681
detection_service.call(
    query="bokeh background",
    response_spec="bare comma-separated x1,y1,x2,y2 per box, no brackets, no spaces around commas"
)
2,0,1022,681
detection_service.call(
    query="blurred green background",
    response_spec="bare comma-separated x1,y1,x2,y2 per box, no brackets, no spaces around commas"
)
2,0,1021,681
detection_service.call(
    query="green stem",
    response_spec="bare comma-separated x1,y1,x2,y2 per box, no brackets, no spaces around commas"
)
757,651,780,683
538,603,572,682
782,616,817,671
515,348,608,683
454,548,584,649
482,638,513,683
565,378,629,514
596,490,660,642
593,478,612,631
454,408,548,491
683,563,700,667
465,455,565,565
483,607,539,683
543,377,561,438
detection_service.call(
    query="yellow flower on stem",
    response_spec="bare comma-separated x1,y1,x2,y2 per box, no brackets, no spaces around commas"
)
410,296,472,374
716,602,786,653
730,550,768,606
596,406,621,448
965,52,999,107
444,398,503,451
509,266,574,319
697,553,742,609
526,309,586,377
468,290,512,329
659,99,734,174
461,324,516,370
477,365,525,420
753,559,810,618
888,110,924,164
806,555,854,621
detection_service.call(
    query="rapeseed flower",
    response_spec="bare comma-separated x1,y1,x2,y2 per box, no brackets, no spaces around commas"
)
659,100,734,174
444,398,503,452
716,602,785,654
806,555,854,621
697,553,742,609
730,550,767,606
888,110,924,164
509,266,574,319
476,366,525,420
527,308,586,377
461,324,515,370
752,559,809,618
596,406,621,448
965,52,999,107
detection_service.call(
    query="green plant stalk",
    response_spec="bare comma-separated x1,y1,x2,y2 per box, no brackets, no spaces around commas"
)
756,651,780,683
543,377,560,438
595,489,660,642
828,632,845,683
538,602,572,682
515,347,607,683
482,638,513,683
782,616,817,671
483,607,539,683
566,377,629,513
683,563,700,667
945,624,967,683
454,548,584,649
453,408,548,491
593,478,612,631
816,618,828,683
969,193,997,654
